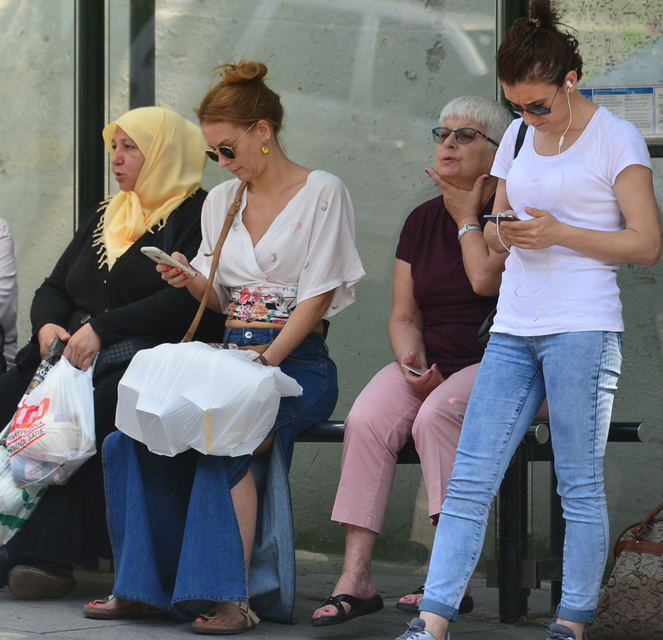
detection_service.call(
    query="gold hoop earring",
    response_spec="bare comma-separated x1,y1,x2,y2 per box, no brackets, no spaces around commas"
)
261,142,270,155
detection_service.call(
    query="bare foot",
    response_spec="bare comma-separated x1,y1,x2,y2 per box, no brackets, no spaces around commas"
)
310,573,378,621
398,591,422,609
398,585,472,612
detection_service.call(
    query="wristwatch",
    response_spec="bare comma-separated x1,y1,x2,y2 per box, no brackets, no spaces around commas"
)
457,223,482,240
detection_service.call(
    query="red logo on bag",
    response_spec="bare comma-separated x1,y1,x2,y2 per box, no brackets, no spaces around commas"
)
13,398,51,429
6,397,51,456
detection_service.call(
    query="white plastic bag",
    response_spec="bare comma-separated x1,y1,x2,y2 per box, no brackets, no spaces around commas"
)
0,425,46,544
6,357,96,487
116,342,303,457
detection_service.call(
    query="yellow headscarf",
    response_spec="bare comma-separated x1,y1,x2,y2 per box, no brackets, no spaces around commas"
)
100,106,206,268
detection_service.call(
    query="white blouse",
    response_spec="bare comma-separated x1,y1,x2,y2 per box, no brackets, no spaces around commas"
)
191,170,365,321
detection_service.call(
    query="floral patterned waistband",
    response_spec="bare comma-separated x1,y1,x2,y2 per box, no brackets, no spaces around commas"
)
227,285,297,325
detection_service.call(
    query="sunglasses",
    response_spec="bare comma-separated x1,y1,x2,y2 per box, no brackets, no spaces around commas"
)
432,126,499,147
206,122,256,162
509,84,560,116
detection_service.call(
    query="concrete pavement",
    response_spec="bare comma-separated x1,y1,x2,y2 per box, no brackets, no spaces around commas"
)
0,555,556,639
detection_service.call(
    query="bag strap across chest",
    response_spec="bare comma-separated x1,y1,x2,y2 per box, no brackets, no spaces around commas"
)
181,182,248,344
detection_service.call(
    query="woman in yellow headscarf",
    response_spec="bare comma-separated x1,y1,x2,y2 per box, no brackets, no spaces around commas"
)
0,106,221,600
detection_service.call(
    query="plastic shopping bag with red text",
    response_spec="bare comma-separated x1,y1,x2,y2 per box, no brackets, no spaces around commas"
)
6,357,96,487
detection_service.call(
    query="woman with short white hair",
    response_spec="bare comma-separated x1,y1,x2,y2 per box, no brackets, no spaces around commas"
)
311,95,519,627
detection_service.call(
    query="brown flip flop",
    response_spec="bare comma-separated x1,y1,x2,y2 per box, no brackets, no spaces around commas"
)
82,594,165,619
191,601,260,635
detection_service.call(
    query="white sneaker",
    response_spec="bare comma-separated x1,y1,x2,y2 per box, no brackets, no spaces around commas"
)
546,623,589,640
394,617,451,640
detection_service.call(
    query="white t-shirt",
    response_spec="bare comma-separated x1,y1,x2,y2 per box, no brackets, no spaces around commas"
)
490,107,651,336
191,170,365,321
0,218,18,366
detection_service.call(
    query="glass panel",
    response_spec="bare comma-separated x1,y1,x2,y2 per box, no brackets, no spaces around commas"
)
153,0,497,559
0,0,76,347
107,0,131,197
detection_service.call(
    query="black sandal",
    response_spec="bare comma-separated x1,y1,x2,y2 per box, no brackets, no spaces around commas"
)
311,593,384,627
395,585,474,615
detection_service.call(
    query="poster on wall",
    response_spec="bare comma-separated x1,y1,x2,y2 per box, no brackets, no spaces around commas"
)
555,0,663,142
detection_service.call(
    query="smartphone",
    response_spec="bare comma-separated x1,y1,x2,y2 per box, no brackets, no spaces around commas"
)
140,246,196,278
483,213,519,223
401,363,425,376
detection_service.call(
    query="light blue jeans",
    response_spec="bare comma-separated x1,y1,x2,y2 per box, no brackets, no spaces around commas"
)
420,331,622,624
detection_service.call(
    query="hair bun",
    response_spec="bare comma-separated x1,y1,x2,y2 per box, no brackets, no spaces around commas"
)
220,60,268,85
528,0,557,29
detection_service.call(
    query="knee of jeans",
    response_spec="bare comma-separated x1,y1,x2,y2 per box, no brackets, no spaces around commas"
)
557,488,607,522
556,472,606,501
444,474,495,514
442,493,492,523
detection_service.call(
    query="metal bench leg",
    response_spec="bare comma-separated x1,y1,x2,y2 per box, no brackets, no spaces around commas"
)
498,444,530,623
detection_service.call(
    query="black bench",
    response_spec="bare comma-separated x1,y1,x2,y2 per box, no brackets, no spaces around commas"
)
494,421,644,623
297,420,549,460
296,420,643,623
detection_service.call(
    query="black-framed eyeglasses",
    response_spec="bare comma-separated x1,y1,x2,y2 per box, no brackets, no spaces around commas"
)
432,126,499,147
509,84,561,116
206,122,257,162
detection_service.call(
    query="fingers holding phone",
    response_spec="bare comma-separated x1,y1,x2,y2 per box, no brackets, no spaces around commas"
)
158,251,195,288
401,363,425,377
483,211,519,224
402,363,443,396
483,210,521,253
141,247,196,288
400,352,443,396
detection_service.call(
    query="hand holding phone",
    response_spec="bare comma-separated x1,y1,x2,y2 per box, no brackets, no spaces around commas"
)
401,363,425,377
140,246,196,278
483,212,519,223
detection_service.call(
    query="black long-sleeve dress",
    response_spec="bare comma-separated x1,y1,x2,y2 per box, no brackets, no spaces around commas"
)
0,188,224,570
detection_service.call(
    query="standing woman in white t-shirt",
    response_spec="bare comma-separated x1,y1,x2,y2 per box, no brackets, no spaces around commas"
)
393,3,661,640
85,61,365,635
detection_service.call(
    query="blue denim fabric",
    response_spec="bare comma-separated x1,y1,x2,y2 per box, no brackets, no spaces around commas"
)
223,328,338,463
104,330,338,620
420,331,622,624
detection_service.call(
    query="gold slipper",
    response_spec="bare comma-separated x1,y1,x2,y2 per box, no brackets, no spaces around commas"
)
192,601,260,635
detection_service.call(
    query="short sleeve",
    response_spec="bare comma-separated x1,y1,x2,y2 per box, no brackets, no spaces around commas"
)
296,176,365,317
491,118,522,180
602,117,651,184
395,209,419,263
190,186,238,309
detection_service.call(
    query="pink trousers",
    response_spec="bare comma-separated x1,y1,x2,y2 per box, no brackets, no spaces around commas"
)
331,361,481,534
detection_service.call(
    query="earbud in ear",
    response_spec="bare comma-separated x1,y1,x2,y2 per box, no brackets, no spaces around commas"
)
566,80,572,91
